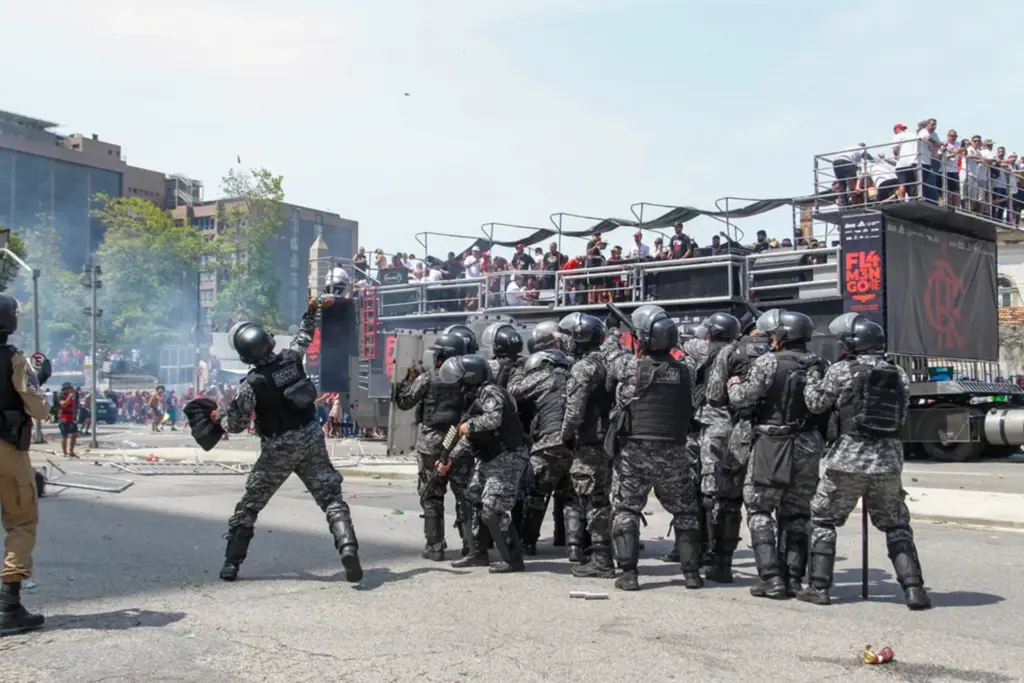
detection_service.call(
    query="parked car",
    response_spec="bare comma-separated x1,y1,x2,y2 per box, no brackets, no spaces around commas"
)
94,397,117,424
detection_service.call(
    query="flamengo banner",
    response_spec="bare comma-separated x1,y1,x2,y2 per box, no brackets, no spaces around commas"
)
840,212,886,329
884,219,998,361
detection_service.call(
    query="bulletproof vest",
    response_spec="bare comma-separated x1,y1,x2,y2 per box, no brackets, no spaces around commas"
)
247,350,318,438
494,356,520,388
578,355,612,445
416,377,464,430
693,341,726,408
838,358,908,437
466,385,525,460
0,346,29,451
530,369,567,440
628,356,693,442
753,349,814,433
726,334,772,419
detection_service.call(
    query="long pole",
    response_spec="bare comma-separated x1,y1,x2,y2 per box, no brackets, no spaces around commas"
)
31,269,43,444
90,265,98,449
196,270,202,392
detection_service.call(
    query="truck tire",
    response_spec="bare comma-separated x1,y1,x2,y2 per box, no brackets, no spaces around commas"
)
921,440,984,463
982,445,1021,460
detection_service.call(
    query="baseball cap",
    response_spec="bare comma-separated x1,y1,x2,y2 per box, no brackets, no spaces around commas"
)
893,123,907,133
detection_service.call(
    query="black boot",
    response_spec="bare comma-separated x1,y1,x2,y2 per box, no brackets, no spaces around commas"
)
705,509,741,584
660,527,680,562
452,513,491,568
520,497,549,557
697,495,711,569
455,498,473,557
675,528,704,589
422,512,446,562
889,542,933,611
572,541,616,579
487,515,526,574
552,492,566,547
749,541,788,599
0,582,45,636
783,530,809,597
219,526,255,581
797,545,835,606
329,514,363,583
564,504,586,563
612,528,640,591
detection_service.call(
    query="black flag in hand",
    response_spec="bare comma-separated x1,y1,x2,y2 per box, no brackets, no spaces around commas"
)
184,397,226,451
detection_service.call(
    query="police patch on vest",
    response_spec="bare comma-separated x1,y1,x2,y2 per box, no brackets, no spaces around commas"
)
271,364,301,387
659,367,681,383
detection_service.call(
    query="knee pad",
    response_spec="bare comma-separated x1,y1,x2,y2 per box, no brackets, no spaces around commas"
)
480,507,503,528
750,528,776,547
885,533,914,560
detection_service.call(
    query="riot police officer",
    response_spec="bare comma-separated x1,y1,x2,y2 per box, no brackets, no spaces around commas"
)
443,324,480,354
609,305,701,591
727,309,825,600
438,355,529,574
393,333,471,560
0,294,52,635
510,348,574,555
558,313,616,577
482,323,524,388
213,302,362,584
699,311,773,582
801,313,931,610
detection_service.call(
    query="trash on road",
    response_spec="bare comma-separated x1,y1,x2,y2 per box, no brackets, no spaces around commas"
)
569,591,609,600
392,508,405,516
371,473,381,479
862,645,895,665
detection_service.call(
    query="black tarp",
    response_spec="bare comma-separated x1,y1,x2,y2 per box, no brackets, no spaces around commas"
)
884,219,998,361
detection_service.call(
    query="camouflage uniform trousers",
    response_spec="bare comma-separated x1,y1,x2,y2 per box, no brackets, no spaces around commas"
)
612,440,699,537
743,430,823,558
467,447,529,533
416,430,474,520
570,444,613,544
810,469,914,551
524,446,574,515
700,420,744,519
229,421,352,533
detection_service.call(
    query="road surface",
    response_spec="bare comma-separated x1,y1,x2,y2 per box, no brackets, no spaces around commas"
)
2,470,1021,682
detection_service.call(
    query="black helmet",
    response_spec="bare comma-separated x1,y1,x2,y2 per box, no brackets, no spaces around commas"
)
828,313,886,353
739,310,757,335
0,293,19,335
438,354,492,387
230,321,276,364
703,312,741,342
430,333,468,366
530,320,561,351
677,321,703,341
482,323,523,358
647,318,679,352
524,349,571,373
443,324,479,354
630,305,669,351
557,312,606,350
757,309,814,344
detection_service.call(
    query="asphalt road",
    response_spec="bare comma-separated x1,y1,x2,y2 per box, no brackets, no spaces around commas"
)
2,472,1021,682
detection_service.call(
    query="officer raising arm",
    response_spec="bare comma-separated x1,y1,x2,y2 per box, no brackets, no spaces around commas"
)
0,294,51,635
799,313,932,611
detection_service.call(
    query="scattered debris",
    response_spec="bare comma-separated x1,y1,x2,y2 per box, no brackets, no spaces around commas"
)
392,508,405,516
371,473,381,480
862,645,895,665
569,591,608,600
42,460,134,494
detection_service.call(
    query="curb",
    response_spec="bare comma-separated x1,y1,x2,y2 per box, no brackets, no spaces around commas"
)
342,468,418,481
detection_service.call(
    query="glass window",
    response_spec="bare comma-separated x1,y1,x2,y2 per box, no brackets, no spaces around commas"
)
0,149,13,228
53,161,90,268
12,152,52,231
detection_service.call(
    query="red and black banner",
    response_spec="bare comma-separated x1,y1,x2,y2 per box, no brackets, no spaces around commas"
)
884,219,998,361
840,212,886,329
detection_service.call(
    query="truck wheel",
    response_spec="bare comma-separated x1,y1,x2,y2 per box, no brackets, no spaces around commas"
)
982,445,1021,460
921,440,984,463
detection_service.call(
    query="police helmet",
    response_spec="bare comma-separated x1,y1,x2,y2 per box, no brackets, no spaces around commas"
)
0,293,19,335
754,309,783,334
524,349,571,373
828,313,886,353
526,336,539,354
631,305,669,337
557,312,606,350
647,317,679,353
443,324,479,354
739,310,758,335
482,323,523,358
677,321,703,341
430,333,469,366
759,309,815,344
703,312,742,342
230,321,276,364
438,354,492,387
530,320,561,351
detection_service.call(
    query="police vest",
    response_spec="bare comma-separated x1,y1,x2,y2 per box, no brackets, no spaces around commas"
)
577,355,612,445
416,378,464,430
494,356,520,388
726,334,772,418
530,369,567,441
754,349,816,433
693,341,727,409
0,346,29,451
465,386,525,460
247,350,318,438
628,356,693,442
838,358,908,437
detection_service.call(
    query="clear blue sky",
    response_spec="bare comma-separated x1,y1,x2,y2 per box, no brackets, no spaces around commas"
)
3,0,1022,258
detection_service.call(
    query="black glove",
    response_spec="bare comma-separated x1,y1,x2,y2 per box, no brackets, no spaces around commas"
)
184,397,225,451
30,353,52,386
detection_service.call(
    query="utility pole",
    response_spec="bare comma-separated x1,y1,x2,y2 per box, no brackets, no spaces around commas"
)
0,230,45,443
82,263,102,449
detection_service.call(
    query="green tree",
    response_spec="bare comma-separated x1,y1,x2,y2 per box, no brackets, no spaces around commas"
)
0,228,28,292
212,168,284,329
92,194,210,351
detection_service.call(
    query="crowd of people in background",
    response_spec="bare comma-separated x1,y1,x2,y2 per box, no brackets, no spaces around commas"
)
831,118,1024,226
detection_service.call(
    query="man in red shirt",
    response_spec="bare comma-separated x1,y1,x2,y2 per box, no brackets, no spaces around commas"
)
58,384,78,458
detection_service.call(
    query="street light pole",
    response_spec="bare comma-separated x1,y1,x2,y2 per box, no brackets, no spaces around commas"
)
82,263,102,449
